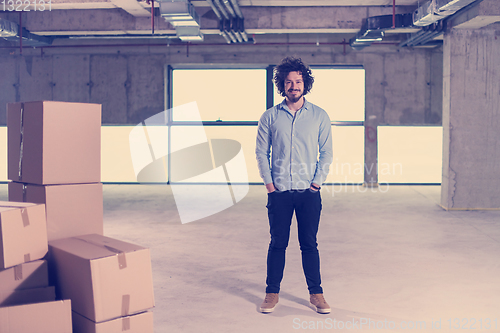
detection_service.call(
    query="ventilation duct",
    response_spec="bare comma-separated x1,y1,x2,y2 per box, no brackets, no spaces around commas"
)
0,18,52,46
437,0,478,12
159,0,203,41
413,1,441,26
176,26,203,41
349,13,413,50
399,20,447,47
159,1,200,27
0,19,18,38
413,0,479,26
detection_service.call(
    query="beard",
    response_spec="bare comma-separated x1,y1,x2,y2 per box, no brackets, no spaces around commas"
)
286,89,303,103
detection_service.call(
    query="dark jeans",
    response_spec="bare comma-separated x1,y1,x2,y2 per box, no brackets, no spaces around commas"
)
265,189,323,294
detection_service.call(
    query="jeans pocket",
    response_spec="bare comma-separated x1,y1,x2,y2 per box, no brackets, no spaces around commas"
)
266,190,280,208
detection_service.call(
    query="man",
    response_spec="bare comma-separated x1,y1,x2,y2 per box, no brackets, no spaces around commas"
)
255,57,333,314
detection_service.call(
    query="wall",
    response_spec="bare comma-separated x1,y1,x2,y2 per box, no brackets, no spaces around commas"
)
0,42,443,184
0,42,443,126
441,28,500,208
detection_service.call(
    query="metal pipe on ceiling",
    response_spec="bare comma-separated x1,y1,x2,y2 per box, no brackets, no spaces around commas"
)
1,40,402,51
228,0,248,42
208,0,249,44
151,0,155,35
227,30,237,43
221,0,236,18
19,13,22,55
220,30,232,43
392,0,396,28
206,0,230,43
234,31,243,43
240,31,248,42
228,0,243,18
205,0,223,20
213,0,230,20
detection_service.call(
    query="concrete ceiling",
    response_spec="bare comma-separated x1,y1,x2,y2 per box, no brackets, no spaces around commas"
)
0,0,499,46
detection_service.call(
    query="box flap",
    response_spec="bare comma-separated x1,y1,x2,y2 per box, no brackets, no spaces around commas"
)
49,234,145,261
0,201,37,211
72,311,154,333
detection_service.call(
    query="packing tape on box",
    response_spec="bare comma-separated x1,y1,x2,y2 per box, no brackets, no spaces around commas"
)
0,205,31,227
122,317,131,331
24,253,30,262
121,294,130,317
18,102,25,181
104,245,127,269
74,237,128,269
14,265,23,280
21,208,30,227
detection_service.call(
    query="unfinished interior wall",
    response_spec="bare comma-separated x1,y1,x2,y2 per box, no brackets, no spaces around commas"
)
0,43,442,125
0,43,443,185
441,28,500,209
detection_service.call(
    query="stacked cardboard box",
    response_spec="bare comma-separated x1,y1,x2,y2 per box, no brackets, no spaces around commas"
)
4,101,155,333
0,299,72,333
0,201,72,332
7,101,103,241
49,234,155,333
0,201,52,307
0,201,53,307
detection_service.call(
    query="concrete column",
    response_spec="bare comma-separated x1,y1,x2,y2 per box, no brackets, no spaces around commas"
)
441,28,500,209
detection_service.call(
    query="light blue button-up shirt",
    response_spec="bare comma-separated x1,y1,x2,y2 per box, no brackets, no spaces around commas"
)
256,98,333,191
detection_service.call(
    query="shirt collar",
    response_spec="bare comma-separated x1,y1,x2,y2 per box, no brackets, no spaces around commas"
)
279,97,311,113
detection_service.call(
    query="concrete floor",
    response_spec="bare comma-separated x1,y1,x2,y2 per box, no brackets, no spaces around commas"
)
4,184,497,332
98,184,500,333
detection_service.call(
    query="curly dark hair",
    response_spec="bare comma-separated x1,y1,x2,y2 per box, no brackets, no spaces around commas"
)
273,57,314,97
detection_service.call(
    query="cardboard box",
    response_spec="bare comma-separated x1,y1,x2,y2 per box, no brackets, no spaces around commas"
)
49,234,155,323
0,201,48,269
0,299,72,333
9,182,103,242
72,311,154,333
0,286,55,307
0,260,49,292
7,101,101,185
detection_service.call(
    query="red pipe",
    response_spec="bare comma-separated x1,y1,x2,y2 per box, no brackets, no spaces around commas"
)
392,0,396,29
151,0,154,35
19,13,23,55
0,40,399,50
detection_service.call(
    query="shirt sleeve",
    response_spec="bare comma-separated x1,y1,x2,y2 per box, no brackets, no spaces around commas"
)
312,111,333,185
255,111,274,185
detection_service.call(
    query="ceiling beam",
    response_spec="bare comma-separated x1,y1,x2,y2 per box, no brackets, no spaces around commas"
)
10,5,417,34
450,0,500,29
191,0,420,6
110,0,151,17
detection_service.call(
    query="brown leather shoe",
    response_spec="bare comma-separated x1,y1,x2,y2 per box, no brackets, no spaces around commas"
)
260,293,279,313
310,293,331,314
